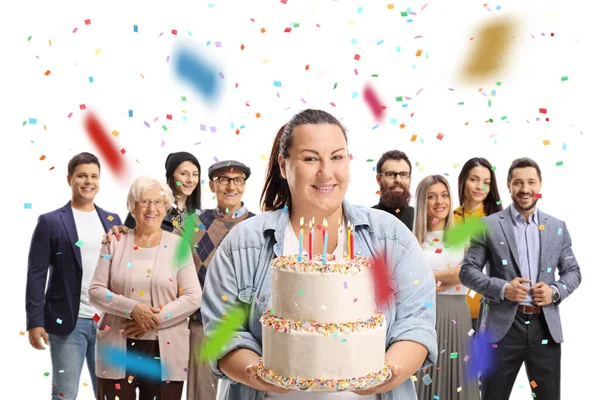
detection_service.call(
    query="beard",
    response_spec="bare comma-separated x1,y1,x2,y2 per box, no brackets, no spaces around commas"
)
379,183,411,210
511,192,539,213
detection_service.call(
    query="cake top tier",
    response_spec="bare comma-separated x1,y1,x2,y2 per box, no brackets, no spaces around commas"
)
270,254,371,274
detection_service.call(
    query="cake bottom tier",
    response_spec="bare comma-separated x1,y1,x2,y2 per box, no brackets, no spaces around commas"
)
261,321,389,391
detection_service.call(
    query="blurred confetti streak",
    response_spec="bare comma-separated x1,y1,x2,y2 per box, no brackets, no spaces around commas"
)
173,46,220,100
363,83,385,122
101,345,165,379
83,111,128,179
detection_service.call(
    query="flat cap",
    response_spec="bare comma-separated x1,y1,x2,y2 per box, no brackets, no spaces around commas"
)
208,160,251,180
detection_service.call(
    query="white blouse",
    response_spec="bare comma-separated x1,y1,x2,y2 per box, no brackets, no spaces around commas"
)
421,230,468,295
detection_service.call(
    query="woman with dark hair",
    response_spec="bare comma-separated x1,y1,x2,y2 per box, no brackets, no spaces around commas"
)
413,175,480,400
454,157,503,331
201,109,437,400
122,152,202,231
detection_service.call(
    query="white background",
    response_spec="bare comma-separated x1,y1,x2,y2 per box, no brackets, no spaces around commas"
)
1,0,596,398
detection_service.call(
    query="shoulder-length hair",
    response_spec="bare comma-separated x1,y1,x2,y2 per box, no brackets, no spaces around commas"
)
260,109,347,213
457,157,503,216
413,175,454,244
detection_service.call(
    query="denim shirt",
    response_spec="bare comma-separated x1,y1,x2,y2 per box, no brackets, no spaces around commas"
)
201,199,438,400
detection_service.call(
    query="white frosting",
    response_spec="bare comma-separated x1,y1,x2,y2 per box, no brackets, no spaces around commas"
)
262,319,387,381
270,268,377,324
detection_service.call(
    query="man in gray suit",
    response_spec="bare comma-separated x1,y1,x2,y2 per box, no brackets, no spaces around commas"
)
460,157,581,400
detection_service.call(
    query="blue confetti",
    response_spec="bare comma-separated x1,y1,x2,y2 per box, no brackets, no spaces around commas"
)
273,80,282,87
89,76,94,83
126,262,132,268
496,5,502,10
282,205,289,213
502,259,508,265
351,38,357,44
422,374,432,385
24,203,32,209
424,302,433,308
128,110,133,117
133,25,138,32
103,254,111,260
56,318,63,324
390,118,398,124
357,7,363,13
557,228,563,236
174,47,219,99
351,92,358,99
395,46,401,52
376,40,384,45
29,118,37,124
102,345,164,379
562,143,567,151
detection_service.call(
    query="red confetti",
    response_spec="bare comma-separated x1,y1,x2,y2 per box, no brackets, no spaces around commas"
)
83,111,127,178
281,0,288,3
120,148,126,155
436,133,444,140
539,108,547,114
85,19,91,25
166,114,172,120
370,251,393,306
80,104,86,110
354,54,361,61
92,313,100,322
72,27,78,33
172,29,178,35
363,84,385,121
534,193,542,199
284,27,292,33
435,248,443,254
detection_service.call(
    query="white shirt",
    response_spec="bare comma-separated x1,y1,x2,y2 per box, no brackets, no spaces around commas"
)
421,230,467,295
72,207,105,319
265,219,376,400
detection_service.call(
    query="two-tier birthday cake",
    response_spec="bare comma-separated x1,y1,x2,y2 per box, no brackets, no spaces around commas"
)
256,254,391,391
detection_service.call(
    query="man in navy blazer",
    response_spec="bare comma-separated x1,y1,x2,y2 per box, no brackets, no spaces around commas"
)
460,157,581,400
26,152,122,400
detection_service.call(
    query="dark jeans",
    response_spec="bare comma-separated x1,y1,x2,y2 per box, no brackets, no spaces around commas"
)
481,311,561,400
97,339,183,400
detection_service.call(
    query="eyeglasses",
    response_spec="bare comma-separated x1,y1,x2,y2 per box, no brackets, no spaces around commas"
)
378,171,411,180
213,176,246,186
137,199,167,208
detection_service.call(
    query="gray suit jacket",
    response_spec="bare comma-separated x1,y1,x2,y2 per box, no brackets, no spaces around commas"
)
459,207,581,343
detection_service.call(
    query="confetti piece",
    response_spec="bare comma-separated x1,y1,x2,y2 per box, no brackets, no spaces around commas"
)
95,48,101,55
530,380,537,388
75,240,84,247
460,17,516,80
422,374,432,385
199,304,246,360
561,76,568,81
436,132,444,140
56,318,63,324
502,259,508,265
102,345,164,379
44,70,51,76
24,203,32,209
445,217,486,247
556,161,563,166
541,339,548,345
84,111,128,179
363,84,384,121
370,251,393,307
221,295,228,301
174,47,219,100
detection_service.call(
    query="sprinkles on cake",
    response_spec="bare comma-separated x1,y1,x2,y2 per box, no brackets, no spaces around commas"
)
271,254,372,274
260,310,386,335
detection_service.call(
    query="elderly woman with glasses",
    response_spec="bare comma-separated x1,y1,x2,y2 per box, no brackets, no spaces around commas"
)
89,175,201,400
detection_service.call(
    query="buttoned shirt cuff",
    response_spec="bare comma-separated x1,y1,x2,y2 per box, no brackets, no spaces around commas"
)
500,282,509,300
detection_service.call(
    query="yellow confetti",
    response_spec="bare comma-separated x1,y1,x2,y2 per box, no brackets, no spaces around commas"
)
139,291,145,296
221,295,228,301
387,4,395,9
107,215,114,221
95,48,101,55
543,140,550,145
112,130,120,137
416,49,423,57
48,39,52,46
172,221,179,227
19,331,25,336
262,59,270,64
412,280,420,285
82,382,88,387
44,124,47,130
457,387,462,392
539,225,545,231
146,269,152,274
261,154,267,161
411,375,417,382
140,74,145,78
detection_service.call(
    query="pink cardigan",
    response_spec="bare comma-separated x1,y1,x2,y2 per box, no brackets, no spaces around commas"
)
89,231,202,381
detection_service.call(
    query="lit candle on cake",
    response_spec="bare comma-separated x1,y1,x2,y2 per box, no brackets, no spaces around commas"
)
308,219,314,261
337,218,343,264
350,223,355,260
347,221,352,260
298,217,304,261
322,218,328,264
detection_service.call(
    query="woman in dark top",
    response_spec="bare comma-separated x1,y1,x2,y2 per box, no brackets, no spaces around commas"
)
124,152,202,231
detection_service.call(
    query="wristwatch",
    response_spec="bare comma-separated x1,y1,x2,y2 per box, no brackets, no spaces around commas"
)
552,286,560,303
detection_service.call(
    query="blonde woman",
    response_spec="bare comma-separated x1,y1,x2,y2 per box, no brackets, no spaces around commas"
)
413,175,479,400
89,176,201,399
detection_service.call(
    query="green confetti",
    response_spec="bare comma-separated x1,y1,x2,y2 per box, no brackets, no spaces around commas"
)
491,166,497,171
28,36,32,42
496,200,502,205
162,125,168,131
75,240,84,247
199,304,247,361
176,181,182,186
401,11,408,16
396,96,403,102
366,159,374,162
488,99,492,107
501,115,507,120
556,161,563,166
22,120,27,126
371,74,379,77
43,372,50,377
452,163,460,169
496,81,502,86
488,118,493,123
173,216,197,267
293,23,299,28
333,82,338,89
561,76,568,81
299,289,304,295
445,218,486,247
181,96,187,101
450,352,458,359
458,102,464,105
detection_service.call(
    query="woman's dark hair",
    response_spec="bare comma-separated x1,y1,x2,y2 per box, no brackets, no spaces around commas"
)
67,152,101,176
167,173,202,214
458,157,503,216
260,109,347,212
507,157,542,183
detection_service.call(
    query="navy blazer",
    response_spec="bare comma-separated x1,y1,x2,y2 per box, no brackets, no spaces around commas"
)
26,201,122,335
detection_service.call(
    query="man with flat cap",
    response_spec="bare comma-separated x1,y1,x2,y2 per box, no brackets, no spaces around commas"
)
187,160,256,400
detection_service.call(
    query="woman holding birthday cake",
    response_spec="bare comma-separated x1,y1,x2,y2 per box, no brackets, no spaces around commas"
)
201,109,438,399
